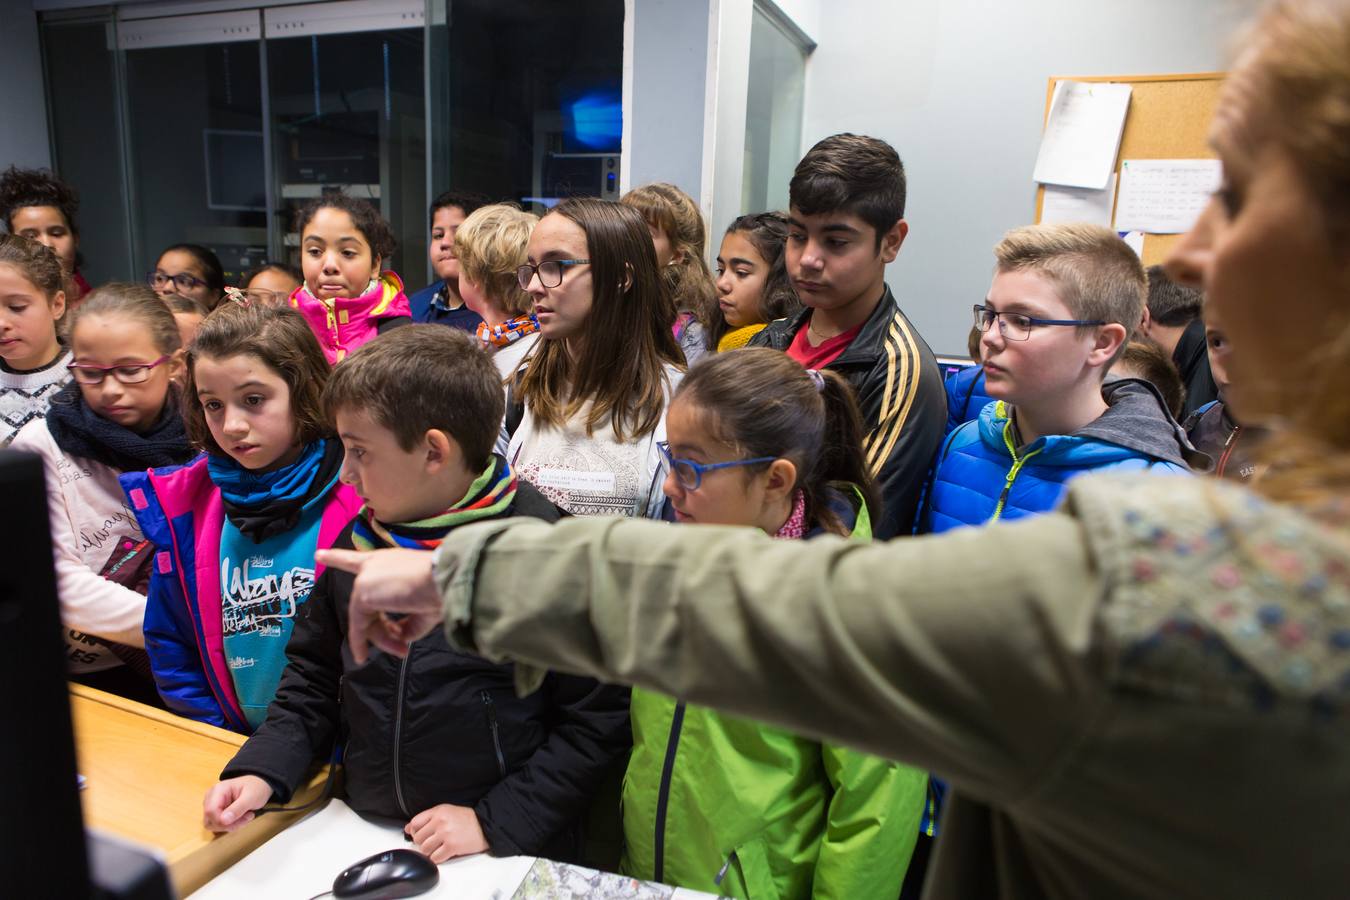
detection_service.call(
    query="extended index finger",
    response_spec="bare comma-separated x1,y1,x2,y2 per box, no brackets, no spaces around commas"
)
316,548,367,574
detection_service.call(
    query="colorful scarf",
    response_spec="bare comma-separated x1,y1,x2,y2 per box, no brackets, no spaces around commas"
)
351,454,518,550
476,314,540,349
208,439,343,542
773,490,808,540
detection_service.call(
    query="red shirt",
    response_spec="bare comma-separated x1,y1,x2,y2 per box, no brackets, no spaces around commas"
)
786,319,863,369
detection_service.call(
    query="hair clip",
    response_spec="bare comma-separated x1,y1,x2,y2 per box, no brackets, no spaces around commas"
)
806,368,826,392
224,286,251,308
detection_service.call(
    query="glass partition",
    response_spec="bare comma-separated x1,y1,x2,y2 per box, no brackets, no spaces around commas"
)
741,6,808,215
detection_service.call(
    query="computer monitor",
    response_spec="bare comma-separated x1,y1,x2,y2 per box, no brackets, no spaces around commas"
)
0,450,173,899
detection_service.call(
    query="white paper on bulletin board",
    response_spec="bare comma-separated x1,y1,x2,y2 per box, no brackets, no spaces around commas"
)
1114,158,1222,233
1032,81,1132,189
1041,174,1117,227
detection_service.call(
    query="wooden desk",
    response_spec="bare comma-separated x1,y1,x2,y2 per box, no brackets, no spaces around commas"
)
70,685,328,897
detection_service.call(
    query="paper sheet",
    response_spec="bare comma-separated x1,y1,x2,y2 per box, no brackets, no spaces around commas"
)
1120,231,1146,257
1041,174,1117,227
1114,159,1222,233
1032,81,1132,189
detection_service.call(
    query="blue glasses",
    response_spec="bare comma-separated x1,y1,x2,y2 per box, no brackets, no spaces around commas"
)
658,441,776,491
973,304,1105,341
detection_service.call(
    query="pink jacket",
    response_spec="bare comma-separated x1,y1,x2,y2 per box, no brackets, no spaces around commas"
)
289,271,411,365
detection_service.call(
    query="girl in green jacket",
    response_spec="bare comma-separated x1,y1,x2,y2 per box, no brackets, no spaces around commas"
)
631,349,926,899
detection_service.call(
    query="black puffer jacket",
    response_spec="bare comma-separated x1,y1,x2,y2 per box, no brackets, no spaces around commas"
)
222,481,633,858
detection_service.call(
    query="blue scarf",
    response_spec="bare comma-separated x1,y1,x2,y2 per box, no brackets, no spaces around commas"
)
207,439,342,543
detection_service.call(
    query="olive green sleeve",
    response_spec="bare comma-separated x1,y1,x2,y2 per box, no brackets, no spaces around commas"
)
433,510,1113,807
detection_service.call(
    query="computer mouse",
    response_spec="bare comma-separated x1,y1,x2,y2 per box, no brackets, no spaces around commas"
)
332,848,439,899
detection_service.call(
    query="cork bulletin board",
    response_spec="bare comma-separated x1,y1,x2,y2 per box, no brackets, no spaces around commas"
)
1034,72,1226,266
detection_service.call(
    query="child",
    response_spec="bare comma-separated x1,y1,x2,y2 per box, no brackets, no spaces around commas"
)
710,212,800,352
452,203,541,381
0,165,90,303
621,183,718,365
1140,264,1217,417
289,194,412,364
0,235,69,445
11,283,194,700
124,303,360,731
923,223,1197,533
749,134,946,539
161,293,207,350
409,189,489,331
240,262,302,306
623,348,925,898
507,197,684,519
1113,338,1187,421
1183,304,1267,481
942,325,994,435
204,325,632,864
149,243,226,310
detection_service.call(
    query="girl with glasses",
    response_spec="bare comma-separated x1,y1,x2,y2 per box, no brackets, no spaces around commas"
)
149,243,226,311
290,194,412,365
0,235,70,446
627,348,925,898
506,197,683,519
12,283,193,704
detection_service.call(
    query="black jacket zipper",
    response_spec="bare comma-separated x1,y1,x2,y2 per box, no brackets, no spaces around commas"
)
653,701,687,884
392,650,412,819
481,690,508,778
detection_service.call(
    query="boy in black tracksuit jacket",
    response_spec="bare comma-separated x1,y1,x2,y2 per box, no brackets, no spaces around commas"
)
206,327,631,862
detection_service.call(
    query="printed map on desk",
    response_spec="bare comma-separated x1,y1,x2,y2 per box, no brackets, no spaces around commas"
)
507,860,724,900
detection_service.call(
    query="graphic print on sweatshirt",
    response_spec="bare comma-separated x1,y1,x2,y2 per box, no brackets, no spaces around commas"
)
218,503,326,729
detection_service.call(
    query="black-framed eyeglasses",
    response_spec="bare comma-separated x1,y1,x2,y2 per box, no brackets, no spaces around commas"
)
148,270,206,292
67,356,171,385
657,441,776,492
973,304,1105,342
516,259,590,290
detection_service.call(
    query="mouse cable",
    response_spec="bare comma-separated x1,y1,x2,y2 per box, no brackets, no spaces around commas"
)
254,741,341,818
306,892,335,900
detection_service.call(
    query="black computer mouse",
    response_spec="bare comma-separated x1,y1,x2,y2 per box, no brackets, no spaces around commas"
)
332,848,439,899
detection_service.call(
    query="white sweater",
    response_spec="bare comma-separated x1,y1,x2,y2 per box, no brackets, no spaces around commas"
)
0,349,72,446
10,418,149,672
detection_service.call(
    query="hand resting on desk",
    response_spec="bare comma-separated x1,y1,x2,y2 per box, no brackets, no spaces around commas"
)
405,803,489,863
204,775,273,833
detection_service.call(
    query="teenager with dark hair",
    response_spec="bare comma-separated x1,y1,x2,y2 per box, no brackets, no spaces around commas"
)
409,189,491,330
150,243,226,311
0,165,90,303
711,212,800,352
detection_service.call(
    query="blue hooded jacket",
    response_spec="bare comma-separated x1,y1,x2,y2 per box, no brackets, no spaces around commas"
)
923,377,1200,535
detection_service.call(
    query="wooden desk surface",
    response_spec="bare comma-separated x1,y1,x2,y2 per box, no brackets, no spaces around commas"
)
70,685,327,897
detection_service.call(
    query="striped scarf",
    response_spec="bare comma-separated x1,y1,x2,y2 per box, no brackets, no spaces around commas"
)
476,313,539,349
351,455,518,550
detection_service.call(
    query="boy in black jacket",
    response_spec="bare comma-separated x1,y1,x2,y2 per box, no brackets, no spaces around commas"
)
203,326,632,863
749,134,946,538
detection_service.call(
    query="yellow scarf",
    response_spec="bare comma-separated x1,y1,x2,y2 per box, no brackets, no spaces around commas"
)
717,323,767,353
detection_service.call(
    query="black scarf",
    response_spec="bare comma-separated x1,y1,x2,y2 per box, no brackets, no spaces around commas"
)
216,437,345,543
45,381,194,472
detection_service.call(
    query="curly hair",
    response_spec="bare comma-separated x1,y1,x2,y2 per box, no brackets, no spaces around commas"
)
0,166,79,235
295,193,397,262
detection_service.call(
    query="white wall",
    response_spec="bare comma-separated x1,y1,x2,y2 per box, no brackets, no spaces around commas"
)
793,0,1261,354
0,0,52,170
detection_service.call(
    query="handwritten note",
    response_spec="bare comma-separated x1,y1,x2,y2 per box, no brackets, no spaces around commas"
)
1114,159,1222,233
1041,174,1117,227
1032,81,1132,189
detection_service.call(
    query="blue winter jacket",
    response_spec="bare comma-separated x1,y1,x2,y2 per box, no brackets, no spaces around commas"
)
942,365,994,436
408,280,484,332
923,377,1198,535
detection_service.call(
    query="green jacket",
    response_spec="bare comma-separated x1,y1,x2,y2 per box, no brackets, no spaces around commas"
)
434,474,1350,899
623,690,924,899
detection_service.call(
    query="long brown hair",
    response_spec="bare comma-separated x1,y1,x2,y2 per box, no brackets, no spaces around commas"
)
515,198,684,442
675,348,879,536
182,302,333,456
1229,0,1350,501
710,211,801,348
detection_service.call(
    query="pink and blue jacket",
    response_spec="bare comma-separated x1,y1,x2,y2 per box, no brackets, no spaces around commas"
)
289,271,411,365
121,453,360,732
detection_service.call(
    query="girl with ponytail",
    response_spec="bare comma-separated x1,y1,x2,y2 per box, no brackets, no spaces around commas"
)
618,347,925,898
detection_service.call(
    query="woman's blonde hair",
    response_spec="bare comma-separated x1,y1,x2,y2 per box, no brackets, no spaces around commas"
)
454,203,538,317
1231,0,1350,501
620,183,718,343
